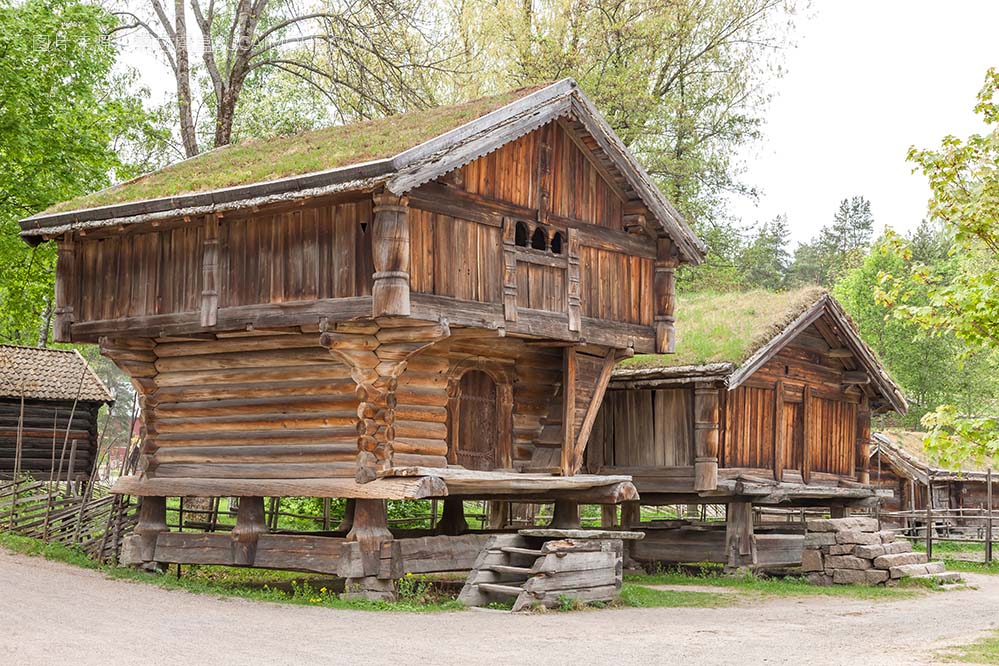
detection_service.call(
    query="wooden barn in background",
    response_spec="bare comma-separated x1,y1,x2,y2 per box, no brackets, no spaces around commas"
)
19,79,706,602
0,345,112,481
872,431,998,528
587,289,908,569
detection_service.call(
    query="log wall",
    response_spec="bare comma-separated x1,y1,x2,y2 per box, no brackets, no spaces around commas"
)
0,398,102,480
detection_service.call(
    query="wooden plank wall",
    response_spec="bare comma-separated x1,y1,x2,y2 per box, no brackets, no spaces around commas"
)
0,399,100,480
587,388,694,468
77,224,204,320
579,247,653,325
219,200,373,307
408,209,502,304
722,386,775,469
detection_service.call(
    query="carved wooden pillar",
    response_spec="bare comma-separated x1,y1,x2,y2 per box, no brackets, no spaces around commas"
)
654,239,678,353
693,383,720,492
856,395,871,484
620,501,641,528
200,214,220,327
773,380,785,482
343,498,398,600
134,496,168,564
437,497,468,535
501,218,518,322
560,347,578,476
566,228,581,333
371,192,411,317
337,498,356,532
53,231,76,343
231,496,267,566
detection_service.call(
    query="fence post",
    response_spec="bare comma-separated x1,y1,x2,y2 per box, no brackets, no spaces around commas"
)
925,479,933,560
988,468,994,565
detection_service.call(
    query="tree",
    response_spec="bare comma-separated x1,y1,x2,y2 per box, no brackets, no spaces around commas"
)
788,195,875,287
0,0,153,345
883,68,999,466
737,214,790,291
451,0,800,222
116,0,457,156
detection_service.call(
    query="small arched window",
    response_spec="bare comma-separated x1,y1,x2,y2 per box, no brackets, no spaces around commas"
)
551,231,564,255
515,221,529,247
531,227,548,251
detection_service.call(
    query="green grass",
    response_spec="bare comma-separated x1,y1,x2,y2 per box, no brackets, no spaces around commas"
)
618,583,733,608
625,566,932,601
46,86,546,214
939,629,999,664
619,287,827,368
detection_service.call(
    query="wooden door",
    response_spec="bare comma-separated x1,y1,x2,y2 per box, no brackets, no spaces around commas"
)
453,371,499,471
782,400,805,474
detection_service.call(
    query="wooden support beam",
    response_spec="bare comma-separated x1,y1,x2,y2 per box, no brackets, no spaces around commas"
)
653,239,678,353
134,496,168,565
437,497,468,535
200,214,219,327
231,496,267,566
825,348,853,359
549,500,580,529
773,380,785,483
566,229,581,333
53,231,76,343
371,192,411,317
725,501,756,571
346,499,393,578
842,371,870,385
693,383,720,491
802,385,812,485
569,349,617,474
501,218,518,322
560,347,577,476
856,395,871,484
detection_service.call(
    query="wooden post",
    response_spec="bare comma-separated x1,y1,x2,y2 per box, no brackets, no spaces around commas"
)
620,501,641,529
566,228,581,332
560,347,577,476
549,500,580,529
346,499,393,574
600,505,617,528
653,239,677,353
134,496,168,564
856,395,871,484
802,386,812,484
830,505,848,519
987,468,993,564
53,232,76,343
200,214,219,327
773,381,785,482
338,498,356,532
437,497,468,535
725,501,756,571
231,496,267,566
371,192,410,317
501,218,518,322
488,501,509,529
693,383,720,491
925,478,933,560
344,499,397,601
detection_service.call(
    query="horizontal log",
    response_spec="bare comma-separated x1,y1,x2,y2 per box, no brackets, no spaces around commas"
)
151,462,358,479
154,347,335,372
112,473,449,499
155,414,358,433
155,396,358,418
153,379,354,403
154,364,352,387
151,444,358,465
152,428,359,447
393,438,448,457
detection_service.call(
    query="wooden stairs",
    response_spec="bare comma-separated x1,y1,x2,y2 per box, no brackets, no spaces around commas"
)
458,533,622,611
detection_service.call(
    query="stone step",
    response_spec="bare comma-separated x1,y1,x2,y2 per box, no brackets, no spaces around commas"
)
874,552,928,568
476,582,524,597
890,561,947,579
910,571,963,585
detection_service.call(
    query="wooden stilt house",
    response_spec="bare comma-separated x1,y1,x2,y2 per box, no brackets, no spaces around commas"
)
0,345,113,481
19,79,705,597
588,288,908,569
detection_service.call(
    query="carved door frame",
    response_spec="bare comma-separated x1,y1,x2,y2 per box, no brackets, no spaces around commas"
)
446,359,514,470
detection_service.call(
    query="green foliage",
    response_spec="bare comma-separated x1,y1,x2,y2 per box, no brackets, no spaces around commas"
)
789,196,875,287
0,0,155,344
938,628,999,664
617,583,733,608
737,215,792,291
872,68,999,467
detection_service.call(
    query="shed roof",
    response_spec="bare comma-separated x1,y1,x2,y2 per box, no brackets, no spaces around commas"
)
615,288,908,413
19,79,706,263
872,431,992,482
0,345,113,403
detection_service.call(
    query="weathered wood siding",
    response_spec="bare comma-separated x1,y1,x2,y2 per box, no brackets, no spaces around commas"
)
580,248,653,325
586,388,694,468
408,210,502,303
0,398,101,480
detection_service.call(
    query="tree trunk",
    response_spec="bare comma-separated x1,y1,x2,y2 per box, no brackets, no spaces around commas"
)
174,0,199,157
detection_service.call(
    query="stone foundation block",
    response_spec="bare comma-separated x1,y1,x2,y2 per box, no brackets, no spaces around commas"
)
804,533,837,547
828,544,856,555
825,555,872,570
874,552,927,569
806,572,834,586
889,563,929,579
806,517,879,533
835,530,882,545
884,540,913,554
832,568,871,585
853,544,886,559
801,548,823,572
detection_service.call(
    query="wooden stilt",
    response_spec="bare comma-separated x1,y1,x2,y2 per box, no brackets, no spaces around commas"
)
600,505,617,528
437,498,468,535
134,496,168,565
725,501,756,572
487,501,509,529
549,500,580,529
338,498,356,532
231,496,267,566
620,501,640,529
344,499,397,601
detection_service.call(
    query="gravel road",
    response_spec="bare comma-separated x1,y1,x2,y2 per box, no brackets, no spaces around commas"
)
2,549,997,666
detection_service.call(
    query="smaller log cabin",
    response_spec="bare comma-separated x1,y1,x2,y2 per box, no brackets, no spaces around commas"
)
587,288,908,569
20,79,706,598
872,431,999,530
0,345,113,481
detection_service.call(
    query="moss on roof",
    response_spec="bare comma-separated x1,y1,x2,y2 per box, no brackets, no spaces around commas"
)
46,85,547,215
621,286,828,370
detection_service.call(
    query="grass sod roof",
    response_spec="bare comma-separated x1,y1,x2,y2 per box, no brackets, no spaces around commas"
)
44,85,548,215
620,286,829,370
873,430,993,478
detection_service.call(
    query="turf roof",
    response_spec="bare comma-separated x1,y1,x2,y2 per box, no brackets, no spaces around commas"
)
621,286,828,369
45,85,547,215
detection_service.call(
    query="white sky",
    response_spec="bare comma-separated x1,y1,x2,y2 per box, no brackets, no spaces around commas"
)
726,0,999,245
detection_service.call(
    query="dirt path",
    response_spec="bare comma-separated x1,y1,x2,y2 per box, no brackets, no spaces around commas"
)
2,550,998,666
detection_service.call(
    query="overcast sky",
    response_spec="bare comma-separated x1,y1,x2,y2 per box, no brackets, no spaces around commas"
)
727,1,999,245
